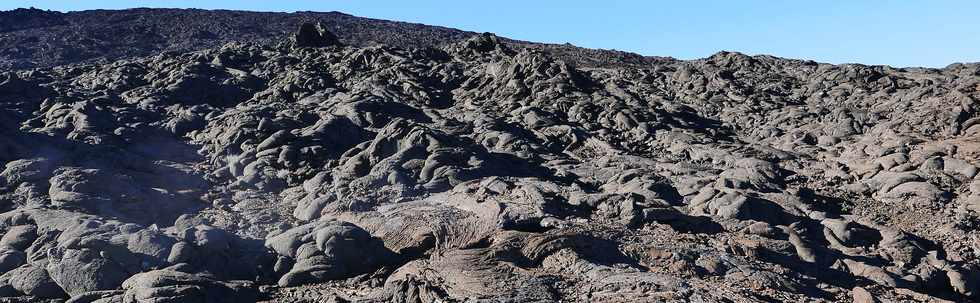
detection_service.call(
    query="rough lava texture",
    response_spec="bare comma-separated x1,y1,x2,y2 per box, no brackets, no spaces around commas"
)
0,8,664,70
0,8,978,303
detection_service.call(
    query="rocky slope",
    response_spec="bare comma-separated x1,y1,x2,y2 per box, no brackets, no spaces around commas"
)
0,8,979,303
0,8,661,71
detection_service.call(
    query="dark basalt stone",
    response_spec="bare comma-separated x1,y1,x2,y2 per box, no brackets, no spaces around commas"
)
293,22,340,48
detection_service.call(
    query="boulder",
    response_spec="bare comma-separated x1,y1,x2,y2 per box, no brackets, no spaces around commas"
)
0,249,25,274
0,225,37,250
293,22,340,48
8,265,66,298
120,268,256,303
47,248,130,296
265,220,395,287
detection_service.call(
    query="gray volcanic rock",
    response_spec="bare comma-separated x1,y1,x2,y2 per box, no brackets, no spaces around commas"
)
292,22,341,48
0,8,669,70
265,219,395,287
7,265,65,299
0,7,978,303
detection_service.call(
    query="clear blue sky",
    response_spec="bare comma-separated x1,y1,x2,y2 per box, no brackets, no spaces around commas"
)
4,1,978,68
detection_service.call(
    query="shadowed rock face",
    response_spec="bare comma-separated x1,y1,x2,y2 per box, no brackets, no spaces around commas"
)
0,7,979,303
292,22,340,48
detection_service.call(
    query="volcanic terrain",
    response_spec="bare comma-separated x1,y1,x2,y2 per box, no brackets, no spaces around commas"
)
0,7,978,303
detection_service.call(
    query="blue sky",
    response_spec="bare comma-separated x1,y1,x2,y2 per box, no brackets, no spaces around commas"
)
4,1,978,68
